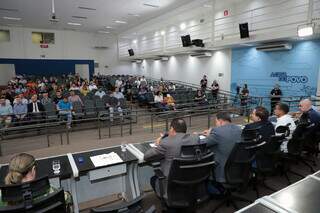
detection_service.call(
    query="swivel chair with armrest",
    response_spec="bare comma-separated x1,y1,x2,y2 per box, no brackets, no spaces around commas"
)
283,122,317,180
0,176,67,213
154,144,215,213
212,142,265,213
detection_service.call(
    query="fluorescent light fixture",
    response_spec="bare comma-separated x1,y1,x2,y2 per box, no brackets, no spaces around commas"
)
0,8,19,12
3,16,21,21
180,23,186,30
67,22,82,26
72,16,87,19
105,26,113,29
297,24,314,37
128,13,140,17
143,3,160,8
161,30,166,36
115,20,127,24
203,4,212,8
98,31,110,34
78,6,96,11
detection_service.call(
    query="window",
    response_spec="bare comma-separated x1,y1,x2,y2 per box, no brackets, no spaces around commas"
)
32,32,55,44
0,30,10,42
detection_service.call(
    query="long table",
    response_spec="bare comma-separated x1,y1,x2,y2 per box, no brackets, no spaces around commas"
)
236,171,320,213
0,144,146,213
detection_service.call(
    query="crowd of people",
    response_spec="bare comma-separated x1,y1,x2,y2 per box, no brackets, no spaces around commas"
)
0,74,183,128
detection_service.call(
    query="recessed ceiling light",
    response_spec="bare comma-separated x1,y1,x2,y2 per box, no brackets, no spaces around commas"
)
128,13,140,17
3,16,21,21
72,16,87,19
180,23,186,30
133,39,138,44
297,24,314,37
0,8,19,12
67,22,82,26
161,30,166,36
105,26,113,29
143,3,160,8
115,20,127,24
98,31,110,34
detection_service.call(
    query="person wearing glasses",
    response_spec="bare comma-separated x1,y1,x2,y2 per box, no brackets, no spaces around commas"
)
0,153,72,209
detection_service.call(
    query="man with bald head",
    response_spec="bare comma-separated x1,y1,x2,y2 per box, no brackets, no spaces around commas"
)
299,99,320,124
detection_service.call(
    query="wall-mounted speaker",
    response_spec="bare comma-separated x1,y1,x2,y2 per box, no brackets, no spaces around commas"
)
128,49,134,56
239,23,249,39
192,39,204,47
181,35,192,47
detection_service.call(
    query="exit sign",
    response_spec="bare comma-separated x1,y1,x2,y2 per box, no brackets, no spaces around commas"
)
40,44,49,48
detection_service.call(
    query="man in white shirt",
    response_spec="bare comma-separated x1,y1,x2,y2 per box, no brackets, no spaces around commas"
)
115,78,123,89
274,103,296,152
108,88,124,121
88,81,98,91
95,88,106,99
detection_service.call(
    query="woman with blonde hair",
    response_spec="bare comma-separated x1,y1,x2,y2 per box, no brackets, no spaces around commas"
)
5,153,36,185
1,153,72,210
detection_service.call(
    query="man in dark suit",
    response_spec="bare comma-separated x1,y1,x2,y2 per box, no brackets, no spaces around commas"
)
144,118,200,194
27,94,45,120
243,106,275,143
201,112,242,183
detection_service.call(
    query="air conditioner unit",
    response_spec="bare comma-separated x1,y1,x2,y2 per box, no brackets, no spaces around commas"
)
256,43,292,51
190,52,212,58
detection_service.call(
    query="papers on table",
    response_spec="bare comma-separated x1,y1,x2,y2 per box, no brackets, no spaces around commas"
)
90,152,123,167
149,143,157,148
199,135,206,140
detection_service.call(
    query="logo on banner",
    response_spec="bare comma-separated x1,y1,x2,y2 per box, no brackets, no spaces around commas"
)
270,72,308,83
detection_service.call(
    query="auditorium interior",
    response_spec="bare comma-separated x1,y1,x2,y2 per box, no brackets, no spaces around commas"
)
0,0,320,212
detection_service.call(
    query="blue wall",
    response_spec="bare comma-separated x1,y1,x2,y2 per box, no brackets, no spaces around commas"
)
231,40,320,97
0,58,94,78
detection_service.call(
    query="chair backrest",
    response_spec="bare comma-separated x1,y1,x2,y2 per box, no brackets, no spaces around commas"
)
289,122,320,154
224,142,257,187
255,135,283,172
43,103,57,118
241,128,261,142
84,100,96,115
165,146,214,208
275,124,290,137
0,176,66,213
72,101,83,113
118,98,126,108
109,97,119,107
0,189,66,213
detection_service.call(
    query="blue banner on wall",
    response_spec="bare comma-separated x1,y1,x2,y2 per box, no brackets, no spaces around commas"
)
0,58,94,78
231,40,320,97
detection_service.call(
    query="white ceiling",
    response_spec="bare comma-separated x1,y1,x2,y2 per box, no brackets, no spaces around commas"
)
0,0,196,34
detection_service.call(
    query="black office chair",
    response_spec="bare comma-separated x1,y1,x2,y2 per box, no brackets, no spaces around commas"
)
154,144,215,213
0,176,67,213
211,142,263,212
252,133,286,197
241,128,261,143
279,122,317,184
